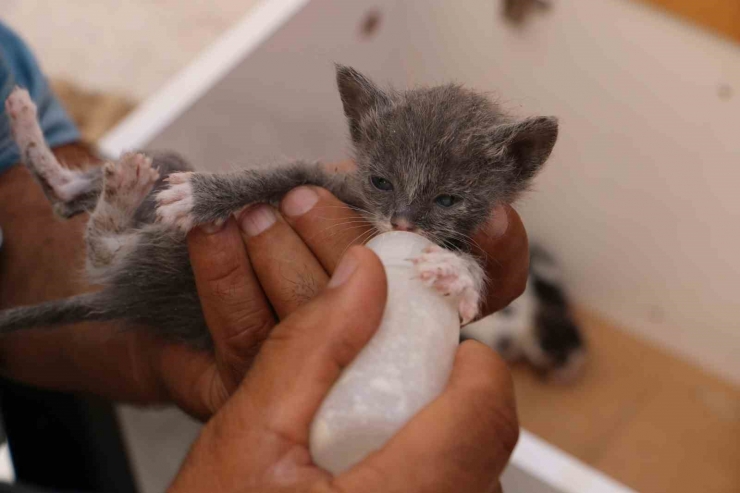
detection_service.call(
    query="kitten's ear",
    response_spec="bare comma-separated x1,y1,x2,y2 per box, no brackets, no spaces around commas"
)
495,116,559,178
335,64,389,141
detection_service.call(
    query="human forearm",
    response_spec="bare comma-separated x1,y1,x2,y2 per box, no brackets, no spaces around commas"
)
0,320,168,405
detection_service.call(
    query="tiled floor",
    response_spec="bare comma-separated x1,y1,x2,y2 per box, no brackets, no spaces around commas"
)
512,308,740,493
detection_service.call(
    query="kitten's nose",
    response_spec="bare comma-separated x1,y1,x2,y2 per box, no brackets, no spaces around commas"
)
391,217,415,231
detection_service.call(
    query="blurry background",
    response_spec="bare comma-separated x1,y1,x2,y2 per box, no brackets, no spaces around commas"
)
2,0,263,141
1,0,739,492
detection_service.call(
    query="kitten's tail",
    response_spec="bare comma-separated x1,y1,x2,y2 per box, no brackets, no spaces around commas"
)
0,293,112,334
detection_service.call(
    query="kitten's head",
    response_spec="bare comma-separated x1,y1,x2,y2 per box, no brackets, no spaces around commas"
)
336,65,558,248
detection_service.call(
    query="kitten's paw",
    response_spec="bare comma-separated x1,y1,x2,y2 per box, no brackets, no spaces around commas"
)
104,153,160,206
155,172,195,232
5,87,36,121
411,245,481,324
5,87,40,146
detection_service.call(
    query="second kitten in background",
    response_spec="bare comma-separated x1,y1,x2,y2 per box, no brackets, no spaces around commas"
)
462,244,586,381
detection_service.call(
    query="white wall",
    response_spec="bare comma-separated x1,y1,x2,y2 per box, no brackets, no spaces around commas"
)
1,0,263,100
402,0,740,384
132,0,408,170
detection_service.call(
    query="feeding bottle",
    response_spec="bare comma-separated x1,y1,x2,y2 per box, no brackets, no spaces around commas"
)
310,231,461,474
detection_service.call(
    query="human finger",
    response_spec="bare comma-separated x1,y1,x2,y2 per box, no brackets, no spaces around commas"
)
170,247,387,491
471,204,529,314
187,217,276,395
237,204,330,319
280,186,373,274
237,246,387,445
334,341,518,493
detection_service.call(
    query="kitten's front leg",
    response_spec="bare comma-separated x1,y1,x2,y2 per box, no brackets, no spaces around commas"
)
411,246,485,325
155,163,349,232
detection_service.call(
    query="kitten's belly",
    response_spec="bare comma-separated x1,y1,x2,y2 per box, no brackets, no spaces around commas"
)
106,226,210,347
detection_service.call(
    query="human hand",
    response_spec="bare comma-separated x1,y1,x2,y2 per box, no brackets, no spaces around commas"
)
169,246,518,493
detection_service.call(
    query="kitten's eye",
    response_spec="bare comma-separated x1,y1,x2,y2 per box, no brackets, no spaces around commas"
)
371,176,394,191
434,195,459,207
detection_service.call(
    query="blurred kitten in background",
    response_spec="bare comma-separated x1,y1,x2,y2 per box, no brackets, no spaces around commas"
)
462,243,586,382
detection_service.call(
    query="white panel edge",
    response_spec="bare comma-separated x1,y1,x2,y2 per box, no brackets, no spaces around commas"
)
0,443,14,482
511,430,636,493
97,0,311,159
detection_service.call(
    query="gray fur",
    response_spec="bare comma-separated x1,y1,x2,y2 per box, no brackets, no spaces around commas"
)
186,161,358,225
0,66,558,347
52,169,102,218
0,293,110,332
336,65,557,247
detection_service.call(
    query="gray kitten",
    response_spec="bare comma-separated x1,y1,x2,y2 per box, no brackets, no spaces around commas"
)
0,65,557,348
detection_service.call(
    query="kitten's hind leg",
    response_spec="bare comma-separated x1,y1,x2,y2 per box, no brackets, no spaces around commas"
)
86,152,159,276
155,162,353,232
5,87,101,217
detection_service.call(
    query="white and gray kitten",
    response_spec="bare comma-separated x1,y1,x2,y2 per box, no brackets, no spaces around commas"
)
0,65,558,348
462,244,587,381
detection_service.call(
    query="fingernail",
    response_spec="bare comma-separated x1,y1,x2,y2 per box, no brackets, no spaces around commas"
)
327,251,359,288
489,205,509,238
200,220,226,234
240,205,276,237
282,186,319,217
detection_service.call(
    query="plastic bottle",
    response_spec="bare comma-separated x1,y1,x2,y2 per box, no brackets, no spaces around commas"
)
309,231,461,474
